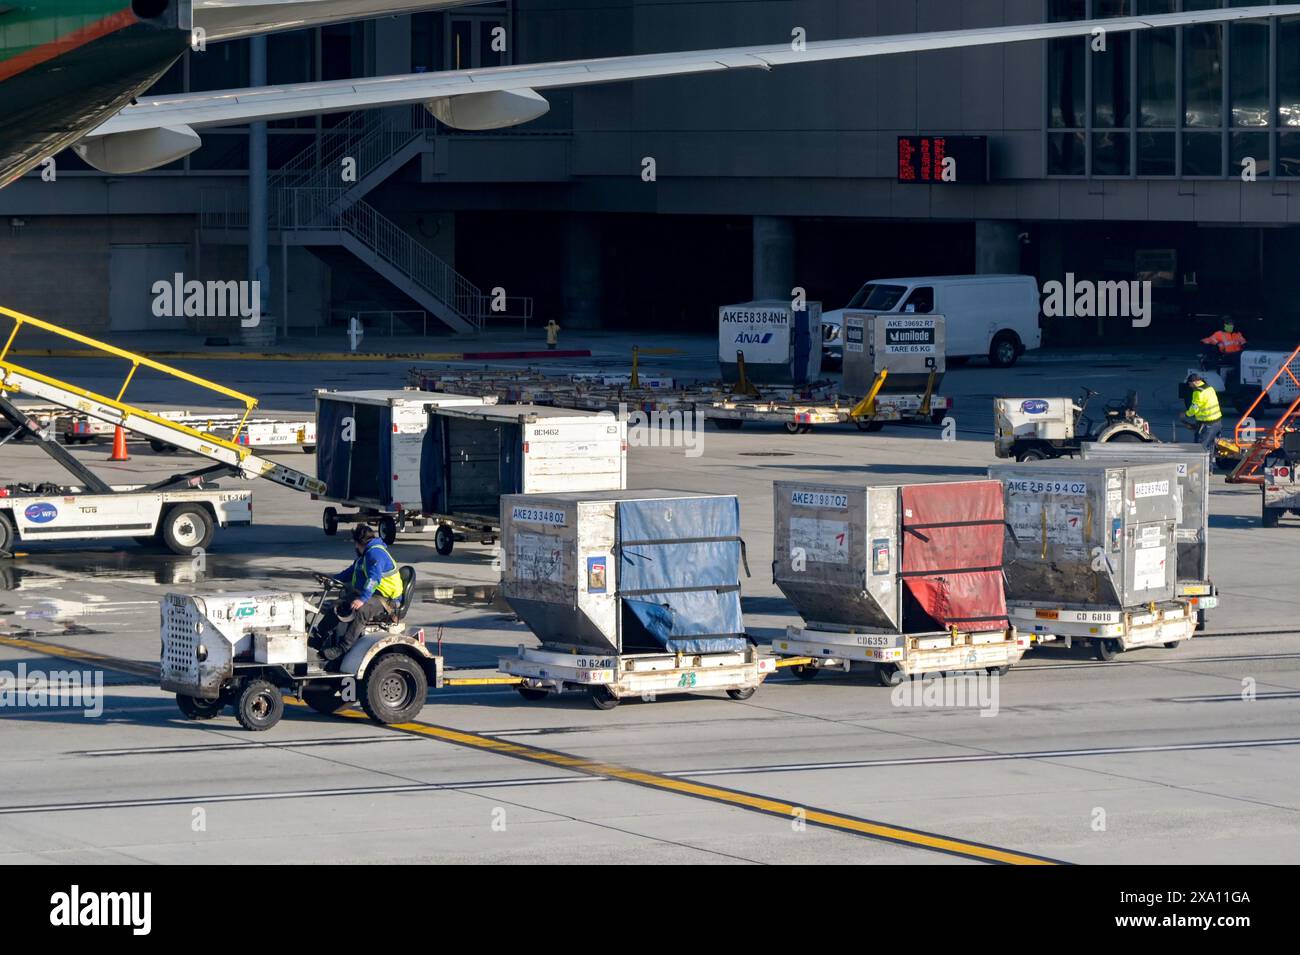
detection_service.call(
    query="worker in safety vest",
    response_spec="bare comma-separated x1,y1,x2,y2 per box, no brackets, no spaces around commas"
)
1182,372,1224,452
1201,318,1247,362
312,524,404,662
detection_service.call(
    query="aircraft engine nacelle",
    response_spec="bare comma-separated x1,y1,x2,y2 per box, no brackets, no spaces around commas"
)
425,88,550,131
73,126,202,174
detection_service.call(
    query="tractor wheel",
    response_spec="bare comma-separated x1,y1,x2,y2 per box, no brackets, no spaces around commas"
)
176,694,223,720
235,680,284,731
360,652,428,724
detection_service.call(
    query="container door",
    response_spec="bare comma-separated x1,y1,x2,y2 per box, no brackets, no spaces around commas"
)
900,481,1008,631
315,400,356,500
616,497,747,654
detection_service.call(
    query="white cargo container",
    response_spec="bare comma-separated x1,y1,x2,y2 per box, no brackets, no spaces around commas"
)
318,396,627,556
718,300,823,386
315,389,491,548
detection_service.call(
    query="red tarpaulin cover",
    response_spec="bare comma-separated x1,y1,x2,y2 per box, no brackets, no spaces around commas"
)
900,481,1008,630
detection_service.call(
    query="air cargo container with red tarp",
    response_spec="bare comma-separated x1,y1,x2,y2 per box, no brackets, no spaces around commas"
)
770,479,1027,685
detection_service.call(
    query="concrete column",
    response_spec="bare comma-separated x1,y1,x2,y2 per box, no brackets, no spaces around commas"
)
562,214,603,330
752,215,795,301
246,35,273,344
975,220,1021,274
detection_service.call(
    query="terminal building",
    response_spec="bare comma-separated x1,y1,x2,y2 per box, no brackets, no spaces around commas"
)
2,0,1299,347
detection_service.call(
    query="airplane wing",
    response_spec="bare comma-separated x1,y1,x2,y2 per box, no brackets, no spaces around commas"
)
193,1,480,42
79,5,1300,172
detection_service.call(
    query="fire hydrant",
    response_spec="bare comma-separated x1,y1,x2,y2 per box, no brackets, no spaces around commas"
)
545,319,560,350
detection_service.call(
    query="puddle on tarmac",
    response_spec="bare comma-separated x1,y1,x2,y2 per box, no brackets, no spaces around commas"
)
422,584,506,610
0,549,277,591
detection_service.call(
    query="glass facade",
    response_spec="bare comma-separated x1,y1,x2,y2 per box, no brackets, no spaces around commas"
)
1048,0,1297,177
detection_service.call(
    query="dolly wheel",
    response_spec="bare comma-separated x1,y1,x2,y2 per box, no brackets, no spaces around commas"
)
876,663,904,687
726,687,756,701
1093,639,1119,662
985,665,1010,677
1195,610,1207,632
378,516,398,546
588,685,620,711
434,524,455,556
515,686,549,701
790,664,819,681
235,679,284,731
176,694,223,720
322,507,339,536
1163,640,1182,650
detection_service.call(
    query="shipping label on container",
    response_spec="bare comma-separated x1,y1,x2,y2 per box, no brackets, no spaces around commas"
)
789,517,849,564
1134,480,1170,499
845,321,865,354
511,505,567,527
789,489,850,510
1006,479,1089,496
719,306,791,364
1132,543,1167,591
881,318,938,355
512,532,564,583
1008,500,1087,554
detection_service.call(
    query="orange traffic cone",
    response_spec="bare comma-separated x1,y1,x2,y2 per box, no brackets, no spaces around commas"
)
108,426,130,461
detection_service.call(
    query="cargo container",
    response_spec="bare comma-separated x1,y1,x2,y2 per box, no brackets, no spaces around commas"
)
1081,443,1216,630
314,389,491,551
497,490,776,709
768,480,1026,684
841,313,946,396
718,300,823,387
988,461,1194,659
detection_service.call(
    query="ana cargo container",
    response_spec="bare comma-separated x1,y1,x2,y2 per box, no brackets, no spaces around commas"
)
718,300,823,387
315,389,491,550
497,490,775,709
1081,443,1217,630
769,480,1026,685
841,313,946,396
988,461,1194,659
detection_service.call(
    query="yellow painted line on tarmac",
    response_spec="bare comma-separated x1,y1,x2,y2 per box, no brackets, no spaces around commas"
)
10,348,465,362
332,708,1064,865
0,633,157,679
3,634,1061,863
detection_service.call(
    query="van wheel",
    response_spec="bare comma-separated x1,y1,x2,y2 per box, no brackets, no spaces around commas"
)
361,653,428,724
434,524,455,556
989,333,1020,368
161,505,214,554
235,680,284,731
176,694,223,720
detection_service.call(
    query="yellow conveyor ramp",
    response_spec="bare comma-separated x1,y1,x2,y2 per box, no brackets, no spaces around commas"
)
0,306,325,495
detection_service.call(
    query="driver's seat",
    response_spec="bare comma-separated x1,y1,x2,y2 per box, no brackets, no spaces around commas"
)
368,566,417,627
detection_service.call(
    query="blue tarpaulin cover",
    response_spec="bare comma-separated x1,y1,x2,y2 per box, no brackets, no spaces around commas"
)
616,496,747,654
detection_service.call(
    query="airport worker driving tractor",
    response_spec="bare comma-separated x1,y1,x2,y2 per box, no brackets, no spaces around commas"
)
1201,318,1246,363
1182,372,1224,452
310,524,405,662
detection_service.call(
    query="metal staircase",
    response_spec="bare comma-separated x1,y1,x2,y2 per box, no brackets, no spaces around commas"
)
204,109,517,334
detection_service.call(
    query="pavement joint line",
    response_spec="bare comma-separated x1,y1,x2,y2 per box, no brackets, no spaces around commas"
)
330,709,1064,865
0,632,1059,864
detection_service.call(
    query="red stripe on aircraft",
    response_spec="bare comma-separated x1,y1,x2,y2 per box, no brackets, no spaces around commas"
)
0,7,139,84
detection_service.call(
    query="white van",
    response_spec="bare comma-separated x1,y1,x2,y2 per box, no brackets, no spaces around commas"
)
824,274,1041,368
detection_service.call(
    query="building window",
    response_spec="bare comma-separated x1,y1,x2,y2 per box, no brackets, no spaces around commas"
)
1047,0,1296,177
